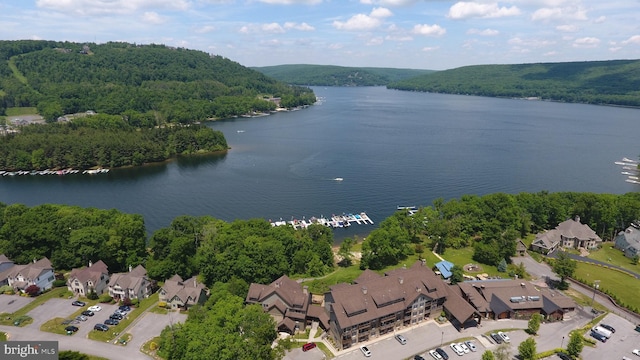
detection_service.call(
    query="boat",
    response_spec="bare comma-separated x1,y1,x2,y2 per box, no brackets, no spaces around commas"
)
237,130,245,133
333,178,343,181
623,157,638,163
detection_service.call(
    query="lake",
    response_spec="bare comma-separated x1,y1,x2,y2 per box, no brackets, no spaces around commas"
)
1,86,638,239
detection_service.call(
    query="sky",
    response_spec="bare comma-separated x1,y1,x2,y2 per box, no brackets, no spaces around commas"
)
1,0,639,70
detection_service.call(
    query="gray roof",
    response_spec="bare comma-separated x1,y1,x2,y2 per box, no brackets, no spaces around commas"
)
557,217,601,241
161,274,208,305
7,257,53,281
615,226,640,252
109,265,148,293
68,260,108,286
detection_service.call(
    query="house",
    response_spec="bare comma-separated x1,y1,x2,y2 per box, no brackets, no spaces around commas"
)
6,257,55,292
0,254,16,286
67,260,109,296
324,261,480,350
531,216,602,254
516,239,527,256
615,223,640,258
246,275,320,334
108,265,152,301
454,279,575,321
159,274,209,310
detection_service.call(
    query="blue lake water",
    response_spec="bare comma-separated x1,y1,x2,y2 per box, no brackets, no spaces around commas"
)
1,86,638,239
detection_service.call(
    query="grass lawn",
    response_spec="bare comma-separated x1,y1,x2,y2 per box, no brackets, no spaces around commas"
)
41,317,74,335
573,261,640,311
88,293,159,342
440,247,500,276
6,107,38,116
141,336,162,359
588,243,640,274
0,332,6,341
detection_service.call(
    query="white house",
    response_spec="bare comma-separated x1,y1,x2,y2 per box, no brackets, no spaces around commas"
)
6,257,55,292
108,265,152,300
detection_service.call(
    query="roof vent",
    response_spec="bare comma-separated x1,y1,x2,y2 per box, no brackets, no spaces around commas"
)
362,286,368,295
398,277,404,284
520,283,526,287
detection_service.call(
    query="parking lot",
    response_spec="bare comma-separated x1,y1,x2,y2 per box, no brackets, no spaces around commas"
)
0,294,35,314
582,313,640,360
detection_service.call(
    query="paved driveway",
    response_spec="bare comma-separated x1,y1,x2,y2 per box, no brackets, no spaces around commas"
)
0,294,35,314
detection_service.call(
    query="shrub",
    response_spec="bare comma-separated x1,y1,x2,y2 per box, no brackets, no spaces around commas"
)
87,290,99,300
24,285,40,297
99,294,113,303
158,301,167,308
130,298,139,306
52,279,67,288
121,297,133,307
149,342,158,351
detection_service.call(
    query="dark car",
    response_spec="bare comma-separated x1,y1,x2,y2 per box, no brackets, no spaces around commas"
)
94,323,109,331
557,352,572,360
490,333,503,344
71,301,86,307
118,305,131,312
110,313,124,320
590,331,607,343
435,348,449,360
65,325,79,333
414,356,426,360
600,324,616,333
104,318,119,326
81,310,94,317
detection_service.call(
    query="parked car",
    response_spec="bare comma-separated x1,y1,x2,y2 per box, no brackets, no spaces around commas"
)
600,324,616,333
94,324,109,332
592,326,612,338
633,349,640,356
498,331,510,343
118,305,131,312
449,343,464,356
428,349,442,360
490,333,503,344
590,331,607,343
75,315,87,322
557,352,571,360
88,305,102,312
360,345,371,357
65,325,79,333
71,301,86,307
435,348,449,360
104,318,119,326
302,343,316,352
110,313,124,320
81,310,94,317
415,355,426,360
458,342,469,354
464,341,476,352
395,334,407,345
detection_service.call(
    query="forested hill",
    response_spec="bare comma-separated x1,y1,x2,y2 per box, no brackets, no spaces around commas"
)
388,59,640,107
252,64,433,86
0,40,316,121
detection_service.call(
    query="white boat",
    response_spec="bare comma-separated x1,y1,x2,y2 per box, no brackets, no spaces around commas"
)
623,157,638,163
333,177,343,181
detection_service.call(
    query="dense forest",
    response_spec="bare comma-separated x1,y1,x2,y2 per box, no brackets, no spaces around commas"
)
360,191,640,270
0,40,316,121
252,64,433,86
0,114,228,171
388,59,640,107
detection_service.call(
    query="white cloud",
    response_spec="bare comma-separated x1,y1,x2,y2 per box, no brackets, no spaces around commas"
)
622,35,640,45
556,24,578,32
412,24,446,36
36,0,190,16
422,46,439,52
367,37,384,45
609,46,622,52
262,23,286,33
385,34,413,41
333,7,393,30
360,0,419,5
573,37,600,48
257,0,322,4
141,12,166,25
448,2,521,20
239,22,313,34
467,28,499,36
284,22,315,31
531,6,587,22
328,43,343,50
543,51,558,56
594,16,606,24
194,25,215,34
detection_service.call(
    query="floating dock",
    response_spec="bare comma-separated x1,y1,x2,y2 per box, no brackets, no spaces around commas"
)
270,212,374,229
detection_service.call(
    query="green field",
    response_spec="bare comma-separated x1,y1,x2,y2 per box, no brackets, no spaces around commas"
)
574,261,640,311
5,107,38,116
588,243,640,274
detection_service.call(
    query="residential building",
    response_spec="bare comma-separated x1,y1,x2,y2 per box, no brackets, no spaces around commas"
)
108,265,152,300
324,261,480,350
6,257,55,292
67,260,109,296
615,223,640,258
159,274,209,310
454,279,576,321
531,216,602,254
0,254,15,286
516,239,527,256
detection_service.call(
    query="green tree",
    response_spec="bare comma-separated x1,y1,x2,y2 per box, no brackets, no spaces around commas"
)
497,258,507,272
450,265,464,284
566,332,584,358
518,337,536,360
493,343,511,360
527,313,541,335
632,254,639,265
338,237,354,267
552,251,577,289
481,350,495,360
58,351,89,360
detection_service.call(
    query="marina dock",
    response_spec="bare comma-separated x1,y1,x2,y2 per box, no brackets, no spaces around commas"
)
270,212,374,229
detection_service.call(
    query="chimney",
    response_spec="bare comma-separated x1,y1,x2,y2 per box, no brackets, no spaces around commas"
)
275,281,280,288
521,283,526,287
89,260,93,268
398,277,404,284
303,286,308,295
194,278,197,288
362,286,368,295
129,265,132,272
574,215,581,223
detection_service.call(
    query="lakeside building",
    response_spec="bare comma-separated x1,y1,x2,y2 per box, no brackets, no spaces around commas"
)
108,265,153,301
4,257,55,292
531,216,602,254
159,274,209,310
67,260,110,296
614,223,640,258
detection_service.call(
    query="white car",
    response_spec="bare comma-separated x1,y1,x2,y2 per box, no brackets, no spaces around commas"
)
88,305,102,312
464,341,477,352
450,343,464,356
395,334,407,345
458,342,469,354
429,349,443,360
632,349,640,356
498,331,510,343
360,346,371,357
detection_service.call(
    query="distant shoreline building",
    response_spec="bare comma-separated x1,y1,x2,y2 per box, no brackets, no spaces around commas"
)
531,216,602,254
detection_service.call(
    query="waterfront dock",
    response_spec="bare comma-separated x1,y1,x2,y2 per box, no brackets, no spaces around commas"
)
270,212,373,229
